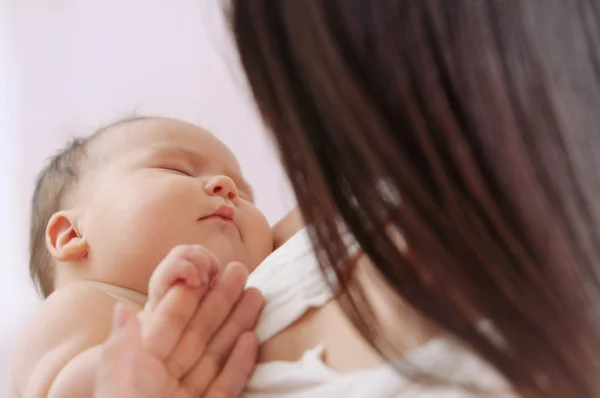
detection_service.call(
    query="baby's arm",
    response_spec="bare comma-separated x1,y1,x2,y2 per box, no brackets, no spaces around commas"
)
10,286,117,397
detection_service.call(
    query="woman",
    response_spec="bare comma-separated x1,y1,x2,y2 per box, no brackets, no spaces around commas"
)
97,1,600,397
229,1,600,397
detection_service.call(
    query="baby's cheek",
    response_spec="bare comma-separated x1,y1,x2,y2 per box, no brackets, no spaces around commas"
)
243,209,273,267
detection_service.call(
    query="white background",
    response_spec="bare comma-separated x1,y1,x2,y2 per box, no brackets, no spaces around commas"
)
0,1,296,392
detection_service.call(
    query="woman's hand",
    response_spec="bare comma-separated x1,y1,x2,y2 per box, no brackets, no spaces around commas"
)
95,246,264,398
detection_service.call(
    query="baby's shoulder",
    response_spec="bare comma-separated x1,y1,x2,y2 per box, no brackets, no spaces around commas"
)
10,285,118,392
30,284,118,334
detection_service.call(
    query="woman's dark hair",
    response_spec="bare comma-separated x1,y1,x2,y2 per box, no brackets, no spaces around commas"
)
230,1,600,396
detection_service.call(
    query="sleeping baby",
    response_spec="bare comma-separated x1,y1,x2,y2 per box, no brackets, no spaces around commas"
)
8,117,407,398
8,116,276,396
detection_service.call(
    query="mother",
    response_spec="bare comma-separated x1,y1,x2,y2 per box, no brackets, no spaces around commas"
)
99,1,600,397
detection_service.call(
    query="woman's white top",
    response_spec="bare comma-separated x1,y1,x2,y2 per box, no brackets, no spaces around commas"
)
245,228,511,397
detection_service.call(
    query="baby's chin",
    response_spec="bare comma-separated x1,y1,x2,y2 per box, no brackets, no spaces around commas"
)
186,232,273,273
245,251,271,274
213,247,272,276
203,242,256,272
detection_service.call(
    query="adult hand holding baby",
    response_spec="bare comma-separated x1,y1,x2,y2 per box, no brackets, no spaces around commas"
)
95,245,264,398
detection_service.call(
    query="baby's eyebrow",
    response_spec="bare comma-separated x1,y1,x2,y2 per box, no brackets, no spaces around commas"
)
147,144,204,165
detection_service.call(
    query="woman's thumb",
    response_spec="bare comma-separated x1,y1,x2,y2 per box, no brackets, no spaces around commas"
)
94,303,141,398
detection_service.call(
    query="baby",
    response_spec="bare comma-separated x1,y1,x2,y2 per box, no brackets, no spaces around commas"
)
10,116,406,398
9,117,279,397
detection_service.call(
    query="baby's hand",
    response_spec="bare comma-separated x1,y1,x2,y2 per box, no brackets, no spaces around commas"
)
146,244,218,311
141,245,218,360
137,245,262,397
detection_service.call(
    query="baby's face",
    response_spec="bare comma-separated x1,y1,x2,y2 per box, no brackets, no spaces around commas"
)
73,118,273,294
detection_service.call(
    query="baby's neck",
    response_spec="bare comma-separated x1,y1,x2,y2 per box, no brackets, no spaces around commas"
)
54,275,148,308
83,280,148,307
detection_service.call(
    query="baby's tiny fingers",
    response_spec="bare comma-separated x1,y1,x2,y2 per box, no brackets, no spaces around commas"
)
148,259,198,311
147,245,218,311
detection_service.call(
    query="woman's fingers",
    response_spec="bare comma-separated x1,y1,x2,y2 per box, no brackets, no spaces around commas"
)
165,262,249,378
203,332,260,398
97,304,173,398
180,288,264,394
142,245,218,360
141,285,200,360
96,256,263,398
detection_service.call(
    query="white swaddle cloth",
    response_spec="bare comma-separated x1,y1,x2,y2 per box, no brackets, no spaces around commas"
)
245,227,511,397
246,227,334,343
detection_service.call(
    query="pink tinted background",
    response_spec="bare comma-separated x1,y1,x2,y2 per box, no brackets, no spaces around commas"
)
0,1,296,392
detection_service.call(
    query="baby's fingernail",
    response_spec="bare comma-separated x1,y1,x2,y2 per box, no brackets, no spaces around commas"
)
112,303,128,330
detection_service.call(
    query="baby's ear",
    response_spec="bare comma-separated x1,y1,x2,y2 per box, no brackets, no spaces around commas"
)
46,211,88,261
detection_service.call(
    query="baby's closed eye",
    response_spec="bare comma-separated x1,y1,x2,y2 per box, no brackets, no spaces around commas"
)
154,164,194,177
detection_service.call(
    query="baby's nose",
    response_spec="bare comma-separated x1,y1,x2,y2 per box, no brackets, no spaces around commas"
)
205,175,239,204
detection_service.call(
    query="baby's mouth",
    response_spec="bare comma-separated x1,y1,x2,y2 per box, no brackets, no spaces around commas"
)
199,204,235,222
198,205,241,238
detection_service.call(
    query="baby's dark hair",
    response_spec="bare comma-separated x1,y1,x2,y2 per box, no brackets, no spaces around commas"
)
30,116,149,297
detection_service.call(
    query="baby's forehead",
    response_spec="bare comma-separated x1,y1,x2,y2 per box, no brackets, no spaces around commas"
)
97,118,242,170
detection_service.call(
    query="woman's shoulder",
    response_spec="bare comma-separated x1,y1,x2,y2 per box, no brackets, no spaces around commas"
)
271,208,305,250
400,337,516,396
249,337,516,397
